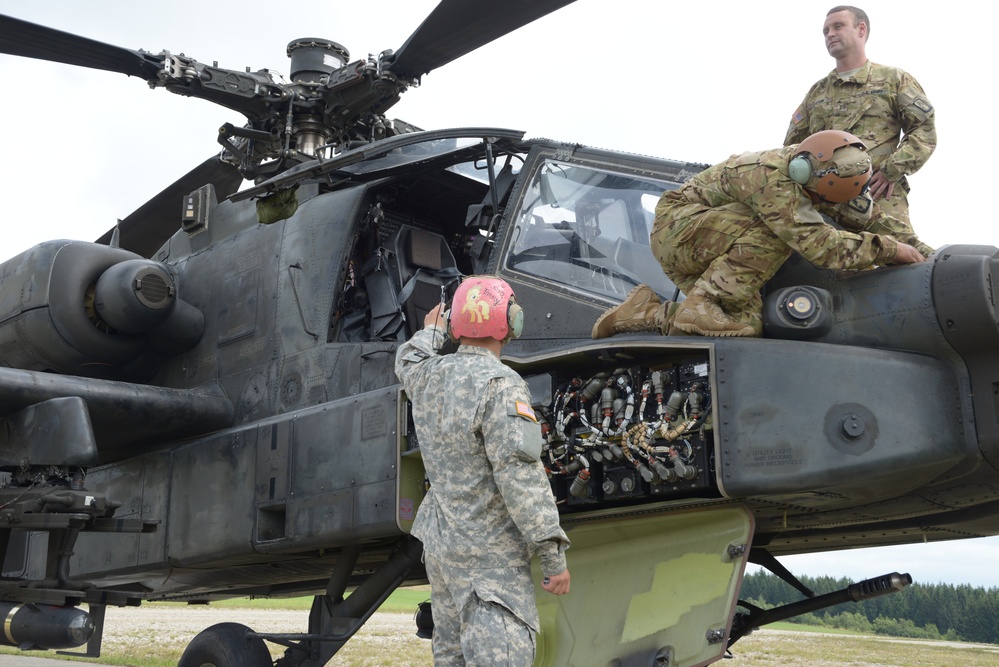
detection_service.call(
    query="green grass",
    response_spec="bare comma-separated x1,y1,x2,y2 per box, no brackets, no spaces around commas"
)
729,628,999,667
762,621,867,636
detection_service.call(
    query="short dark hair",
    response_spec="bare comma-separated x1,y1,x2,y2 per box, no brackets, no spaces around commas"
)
827,6,870,35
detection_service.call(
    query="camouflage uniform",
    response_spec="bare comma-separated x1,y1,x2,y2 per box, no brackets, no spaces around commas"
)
785,60,935,255
651,146,924,329
395,326,569,667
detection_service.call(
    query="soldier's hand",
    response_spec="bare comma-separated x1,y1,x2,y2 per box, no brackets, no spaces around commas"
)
869,170,895,201
892,242,925,265
424,304,447,330
542,569,570,595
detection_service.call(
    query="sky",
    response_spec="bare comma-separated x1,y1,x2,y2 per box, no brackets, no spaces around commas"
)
1,0,998,590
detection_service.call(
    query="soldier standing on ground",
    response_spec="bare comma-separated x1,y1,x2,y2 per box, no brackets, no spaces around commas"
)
592,131,927,339
395,275,570,666
785,5,935,257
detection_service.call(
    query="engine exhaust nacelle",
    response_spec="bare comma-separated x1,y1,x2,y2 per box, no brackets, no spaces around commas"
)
0,241,204,380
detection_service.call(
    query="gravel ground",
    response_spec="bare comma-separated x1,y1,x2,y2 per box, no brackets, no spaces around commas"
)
747,628,999,653
0,607,432,666
98,605,432,665
2,607,998,667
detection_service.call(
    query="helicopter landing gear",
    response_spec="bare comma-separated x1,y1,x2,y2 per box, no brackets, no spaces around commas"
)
260,538,423,667
177,623,272,667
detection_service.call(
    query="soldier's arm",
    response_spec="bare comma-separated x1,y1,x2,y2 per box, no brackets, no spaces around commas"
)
881,71,936,182
753,184,898,269
481,376,570,577
862,204,935,257
394,315,447,389
784,101,811,146
784,80,824,146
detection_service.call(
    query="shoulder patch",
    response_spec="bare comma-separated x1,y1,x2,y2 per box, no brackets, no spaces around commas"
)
846,193,873,215
511,400,538,422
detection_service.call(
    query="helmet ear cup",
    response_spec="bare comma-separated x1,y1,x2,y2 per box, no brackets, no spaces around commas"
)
507,302,524,340
789,155,813,185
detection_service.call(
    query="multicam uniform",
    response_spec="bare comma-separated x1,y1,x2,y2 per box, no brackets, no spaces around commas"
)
395,326,569,667
785,60,935,254
651,146,928,329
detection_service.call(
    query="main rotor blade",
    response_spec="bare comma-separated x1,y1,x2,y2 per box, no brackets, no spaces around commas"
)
0,14,162,79
388,0,577,79
96,157,243,258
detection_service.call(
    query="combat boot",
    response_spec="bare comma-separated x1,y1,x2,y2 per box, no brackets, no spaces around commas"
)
616,299,675,335
671,287,758,337
592,284,662,338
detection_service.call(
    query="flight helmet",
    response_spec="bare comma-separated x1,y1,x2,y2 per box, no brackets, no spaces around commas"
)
447,276,524,342
788,130,873,203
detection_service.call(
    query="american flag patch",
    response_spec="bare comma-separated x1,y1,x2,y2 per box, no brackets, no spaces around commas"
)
515,401,537,422
791,107,805,124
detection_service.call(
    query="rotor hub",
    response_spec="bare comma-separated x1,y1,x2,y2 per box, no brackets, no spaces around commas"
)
287,38,350,85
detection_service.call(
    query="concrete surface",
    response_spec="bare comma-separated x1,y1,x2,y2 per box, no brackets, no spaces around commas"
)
0,657,110,667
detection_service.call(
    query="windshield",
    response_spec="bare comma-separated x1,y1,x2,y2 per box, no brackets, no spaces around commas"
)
506,159,680,301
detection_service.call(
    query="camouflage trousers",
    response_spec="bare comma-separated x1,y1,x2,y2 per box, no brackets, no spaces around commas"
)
424,555,537,666
873,184,935,252
875,184,910,228
651,200,794,329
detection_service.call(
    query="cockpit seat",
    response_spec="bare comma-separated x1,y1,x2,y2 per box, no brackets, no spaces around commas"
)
390,225,462,335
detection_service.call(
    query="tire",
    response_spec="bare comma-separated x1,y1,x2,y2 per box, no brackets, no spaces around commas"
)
177,622,272,667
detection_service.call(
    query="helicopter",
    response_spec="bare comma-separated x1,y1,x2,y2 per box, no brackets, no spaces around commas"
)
1,1,999,666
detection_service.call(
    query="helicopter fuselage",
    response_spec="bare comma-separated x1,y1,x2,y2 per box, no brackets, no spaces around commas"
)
2,129,998,665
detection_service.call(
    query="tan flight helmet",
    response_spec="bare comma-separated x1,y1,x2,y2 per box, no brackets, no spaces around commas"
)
788,130,872,203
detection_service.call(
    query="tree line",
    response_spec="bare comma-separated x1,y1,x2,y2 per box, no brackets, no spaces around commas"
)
740,570,999,645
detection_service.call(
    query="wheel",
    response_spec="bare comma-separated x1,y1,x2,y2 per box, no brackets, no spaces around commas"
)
178,622,272,667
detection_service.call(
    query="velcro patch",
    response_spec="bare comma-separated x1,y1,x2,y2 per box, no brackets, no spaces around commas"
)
513,401,538,422
847,193,873,215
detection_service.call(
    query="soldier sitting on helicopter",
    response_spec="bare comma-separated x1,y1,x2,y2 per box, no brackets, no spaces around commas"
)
592,130,930,339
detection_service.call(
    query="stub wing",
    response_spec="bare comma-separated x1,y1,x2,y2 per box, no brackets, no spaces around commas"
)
0,366,234,463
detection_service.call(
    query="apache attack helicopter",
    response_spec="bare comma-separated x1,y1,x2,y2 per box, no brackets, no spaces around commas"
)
1,1,999,666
